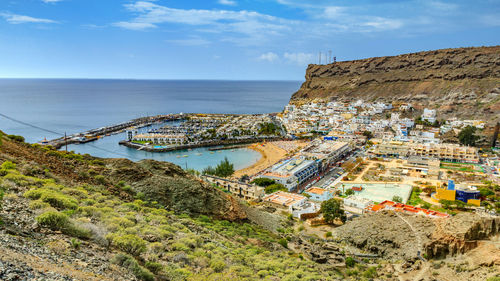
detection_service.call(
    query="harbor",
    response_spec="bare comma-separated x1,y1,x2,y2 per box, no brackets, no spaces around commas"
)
44,114,185,149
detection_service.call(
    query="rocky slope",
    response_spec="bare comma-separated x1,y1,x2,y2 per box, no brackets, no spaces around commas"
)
334,211,500,261
291,46,500,123
0,133,246,221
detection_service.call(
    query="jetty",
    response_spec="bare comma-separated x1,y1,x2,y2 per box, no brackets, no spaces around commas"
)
44,114,184,149
119,137,287,152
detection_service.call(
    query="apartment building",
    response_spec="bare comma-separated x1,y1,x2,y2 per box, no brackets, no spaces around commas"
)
202,175,264,201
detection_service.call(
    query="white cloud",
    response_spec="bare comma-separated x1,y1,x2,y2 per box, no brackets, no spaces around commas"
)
322,6,346,18
218,0,237,6
258,52,279,62
0,13,58,24
284,52,314,66
166,37,211,46
42,0,63,3
361,17,403,31
113,21,156,30
114,1,295,45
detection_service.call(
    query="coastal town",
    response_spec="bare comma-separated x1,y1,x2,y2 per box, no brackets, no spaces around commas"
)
187,99,499,235
45,99,500,226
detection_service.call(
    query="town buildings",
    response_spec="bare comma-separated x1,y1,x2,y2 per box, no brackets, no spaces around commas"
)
304,187,334,201
261,157,319,191
202,175,264,201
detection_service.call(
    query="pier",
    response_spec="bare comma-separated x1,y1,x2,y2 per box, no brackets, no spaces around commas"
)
119,136,287,152
45,114,184,149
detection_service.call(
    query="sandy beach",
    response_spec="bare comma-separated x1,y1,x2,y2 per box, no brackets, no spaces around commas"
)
233,141,307,178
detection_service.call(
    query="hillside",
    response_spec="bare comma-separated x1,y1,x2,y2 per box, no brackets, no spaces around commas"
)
291,46,500,123
1,132,499,280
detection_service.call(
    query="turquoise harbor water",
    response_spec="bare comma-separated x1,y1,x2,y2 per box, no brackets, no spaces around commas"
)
0,79,301,170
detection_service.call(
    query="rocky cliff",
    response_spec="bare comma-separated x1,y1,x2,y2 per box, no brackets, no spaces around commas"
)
291,46,500,122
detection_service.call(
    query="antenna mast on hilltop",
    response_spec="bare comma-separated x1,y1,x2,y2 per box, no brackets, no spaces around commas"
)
328,50,332,64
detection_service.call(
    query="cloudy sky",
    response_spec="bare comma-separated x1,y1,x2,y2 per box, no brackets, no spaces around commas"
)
0,0,499,80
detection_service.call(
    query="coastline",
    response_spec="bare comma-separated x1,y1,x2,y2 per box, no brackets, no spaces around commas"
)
233,142,288,178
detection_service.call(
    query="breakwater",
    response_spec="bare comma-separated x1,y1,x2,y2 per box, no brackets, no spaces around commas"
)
119,137,288,152
46,114,184,149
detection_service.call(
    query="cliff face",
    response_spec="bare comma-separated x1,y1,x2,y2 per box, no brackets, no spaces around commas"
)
291,46,500,122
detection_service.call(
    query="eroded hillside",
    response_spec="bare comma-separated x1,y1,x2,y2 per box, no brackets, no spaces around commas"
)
291,46,500,123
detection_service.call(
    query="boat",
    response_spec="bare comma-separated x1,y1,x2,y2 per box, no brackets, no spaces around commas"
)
196,153,203,156
40,138,49,145
210,152,215,154
176,155,181,158
182,155,188,158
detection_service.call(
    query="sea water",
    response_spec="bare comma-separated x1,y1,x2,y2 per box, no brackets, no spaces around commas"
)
0,79,301,171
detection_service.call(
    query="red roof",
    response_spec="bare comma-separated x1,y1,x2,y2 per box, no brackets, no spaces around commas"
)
367,200,449,218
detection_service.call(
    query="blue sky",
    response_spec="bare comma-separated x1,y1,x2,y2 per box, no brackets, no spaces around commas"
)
0,0,499,80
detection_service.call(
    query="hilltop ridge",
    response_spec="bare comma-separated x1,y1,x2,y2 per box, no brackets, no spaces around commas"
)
291,46,500,123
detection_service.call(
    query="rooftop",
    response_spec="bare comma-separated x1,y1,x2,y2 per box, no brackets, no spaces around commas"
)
263,191,306,207
305,187,328,195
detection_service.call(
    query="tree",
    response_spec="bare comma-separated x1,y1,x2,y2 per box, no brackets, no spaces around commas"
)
362,131,373,139
251,178,276,187
264,183,287,194
321,199,346,224
392,195,402,203
202,158,235,178
258,122,279,135
344,189,355,196
422,186,436,195
458,126,479,146
214,157,234,177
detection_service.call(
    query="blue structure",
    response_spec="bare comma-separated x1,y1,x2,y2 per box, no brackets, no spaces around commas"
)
456,187,480,203
447,180,455,190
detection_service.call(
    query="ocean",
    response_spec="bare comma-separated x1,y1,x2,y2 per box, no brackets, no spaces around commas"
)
0,79,301,171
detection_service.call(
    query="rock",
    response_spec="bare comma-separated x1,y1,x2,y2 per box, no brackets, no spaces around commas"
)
291,46,500,124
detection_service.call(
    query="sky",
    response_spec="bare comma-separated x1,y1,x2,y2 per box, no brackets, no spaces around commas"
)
0,0,499,80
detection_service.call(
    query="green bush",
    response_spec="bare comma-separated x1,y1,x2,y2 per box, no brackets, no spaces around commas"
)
71,238,82,249
278,238,288,249
36,211,70,230
1,161,16,170
112,253,155,281
36,211,90,239
210,258,226,273
145,261,163,274
29,200,50,210
7,135,24,142
112,234,147,256
345,257,356,268
24,189,78,210
362,266,377,278
325,232,332,238
94,175,107,185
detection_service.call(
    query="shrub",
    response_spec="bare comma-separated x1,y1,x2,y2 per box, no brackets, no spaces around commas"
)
1,161,16,170
94,175,107,185
36,211,90,239
278,238,288,249
112,253,155,281
40,193,78,210
362,267,377,278
29,200,50,210
345,257,356,268
145,261,163,274
25,189,78,210
71,238,82,249
210,258,226,273
7,135,24,142
325,232,332,238
36,211,70,230
112,234,147,256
